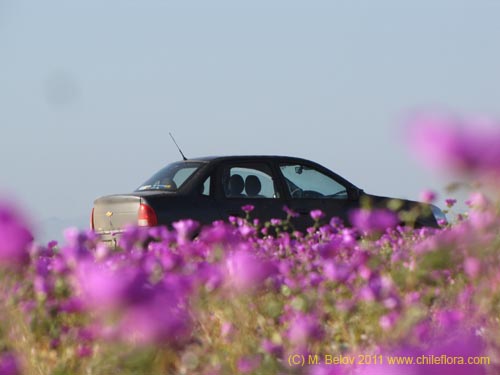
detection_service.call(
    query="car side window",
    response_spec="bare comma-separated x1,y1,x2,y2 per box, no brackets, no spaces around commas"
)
137,162,203,192
223,164,278,199
201,176,211,196
279,164,348,199
173,167,198,187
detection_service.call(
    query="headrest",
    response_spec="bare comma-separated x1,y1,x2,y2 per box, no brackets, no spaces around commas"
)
245,175,261,196
229,174,245,195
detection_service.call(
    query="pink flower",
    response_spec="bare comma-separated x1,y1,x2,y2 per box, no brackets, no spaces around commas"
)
408,114,500,176
76,261,135,311
464,257,481,279
0,352,21,375
172,219,199,245
261,339,283,357
79,260,193,347
310,210,325,221
241,204,254,213
420,190,436,203
270,218,282,226
283,205,299,218
220,322,234,338
356,331,486,375
323,261,351,283
0,202,33,268
76,345,93,358
225,251,277,293
199,222,236,244
308,365,347,375
116,289,191,346
445,198,457,208
379,311,399,331
465,192,490,209
238,224,255,238
288,313,324,345
435,309,464,330
349,209,398,234
237,355,261,373
59,297,85,313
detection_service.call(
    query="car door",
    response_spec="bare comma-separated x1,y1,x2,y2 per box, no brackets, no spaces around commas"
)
149,166,223,226
278,161,359,231
182,172,224,226
214,161,287,225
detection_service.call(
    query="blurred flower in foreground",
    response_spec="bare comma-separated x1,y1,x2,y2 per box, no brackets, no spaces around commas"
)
408,114,500,176
76,261,192,346
288,313,324,346
173,219,199,245
445,198,457,208
0,202,33,268
0,352,21,375
76,262,137,311
349,208,398,234
116,285,192,345
237,355,261,373
225,250,277,293
308,365,346,375
420,190,436,203
465,192,490,210
354,331,486,375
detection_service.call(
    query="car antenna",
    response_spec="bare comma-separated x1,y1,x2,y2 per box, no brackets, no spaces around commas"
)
169,132,188,160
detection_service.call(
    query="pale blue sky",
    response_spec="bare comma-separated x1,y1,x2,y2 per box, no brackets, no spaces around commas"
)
1,0,500,241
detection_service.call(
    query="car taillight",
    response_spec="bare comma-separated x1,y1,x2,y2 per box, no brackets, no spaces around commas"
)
90,207,95,230
138,203,158,227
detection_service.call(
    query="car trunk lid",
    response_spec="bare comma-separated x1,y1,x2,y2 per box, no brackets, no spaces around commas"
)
92,195,142,232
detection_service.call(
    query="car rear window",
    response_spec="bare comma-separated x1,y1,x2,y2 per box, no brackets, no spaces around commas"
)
136,162,204,192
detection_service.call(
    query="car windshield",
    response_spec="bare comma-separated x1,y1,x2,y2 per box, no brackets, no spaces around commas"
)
136,162,204,192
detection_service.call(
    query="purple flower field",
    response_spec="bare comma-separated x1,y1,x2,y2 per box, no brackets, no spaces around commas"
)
1,116,500,375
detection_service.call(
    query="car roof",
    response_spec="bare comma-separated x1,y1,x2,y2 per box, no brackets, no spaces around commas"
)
175,155,315,163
